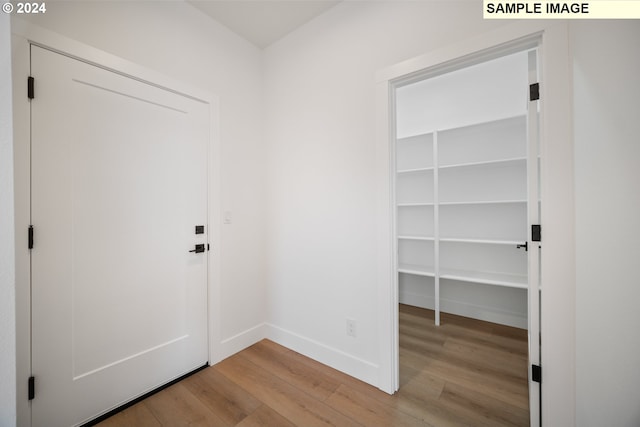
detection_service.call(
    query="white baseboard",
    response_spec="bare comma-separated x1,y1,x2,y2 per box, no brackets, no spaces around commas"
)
441,298,527,329
399,290,435,310
217,323,267,362
214,322,380,389
399,290,527,329
265,323,379,387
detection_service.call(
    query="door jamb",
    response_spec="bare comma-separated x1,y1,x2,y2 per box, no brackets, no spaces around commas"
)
12,19,222,427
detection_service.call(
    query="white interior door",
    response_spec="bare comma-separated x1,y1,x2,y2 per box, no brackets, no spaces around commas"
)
526,49,542,427
30,45,209,427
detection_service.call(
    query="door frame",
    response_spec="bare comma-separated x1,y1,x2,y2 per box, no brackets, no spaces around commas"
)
12,20,222,426
375,21,575,425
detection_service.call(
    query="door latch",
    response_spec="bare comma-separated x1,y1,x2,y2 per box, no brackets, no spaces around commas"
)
189,244,205,254
517,242,528,251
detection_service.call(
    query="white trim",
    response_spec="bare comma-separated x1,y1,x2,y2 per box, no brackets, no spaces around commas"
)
219,323,268,361
375,75,396,394
11,19,222,426
265,323,379,386
376,21,547,84
0,13,17,426
376,20,575,426
526,48,542,426
537,23,575,427
433,131,440,326
11,31,32,427
11,19,210,104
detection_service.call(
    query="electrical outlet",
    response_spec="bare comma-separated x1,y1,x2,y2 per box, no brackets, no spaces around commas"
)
346,319,357,337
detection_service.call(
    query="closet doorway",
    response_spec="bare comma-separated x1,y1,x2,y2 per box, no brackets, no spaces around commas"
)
392,47,541,425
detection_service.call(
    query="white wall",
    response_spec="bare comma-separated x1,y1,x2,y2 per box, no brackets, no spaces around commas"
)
1,13,17,427
263,0,509,382
15,0,267,355
573,21,640,427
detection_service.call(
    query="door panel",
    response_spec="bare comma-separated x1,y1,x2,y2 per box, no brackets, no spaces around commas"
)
526,49,541,427
31,45,209,426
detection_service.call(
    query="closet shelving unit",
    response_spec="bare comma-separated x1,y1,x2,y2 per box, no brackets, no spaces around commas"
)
396,115,528,325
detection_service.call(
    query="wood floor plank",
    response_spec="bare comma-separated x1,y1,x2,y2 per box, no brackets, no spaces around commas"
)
437,381,529,427
265,342,386,400
240,339,341,401
94,402,160,427
291,354,467,427
261,339,429,420
391,380,492,427
279,339,463,427
143,383,230,427
214,354,362,427
437,317,528,357
325,384,432,427
443,337,528,379
438,359,527,410
181,366,261,425
400,345,528,411
400,330,445,357
398,370,445,401
401,307,527,357
235,404,296,427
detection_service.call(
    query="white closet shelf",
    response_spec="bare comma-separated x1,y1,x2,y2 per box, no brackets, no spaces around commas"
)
398,235,435,241
397,202,435,207
398,263,435,277
439,156,526,170
439,199,526,206
431,113,526,135
439,237,523,245
397,132,434,142
439,268,527,289
397,166,435,174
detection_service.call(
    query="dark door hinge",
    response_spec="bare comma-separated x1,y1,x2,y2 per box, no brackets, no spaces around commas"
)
28,376,35,400
529,83,539,101
532,364,541,383
28,225,34,250
28,76,35,100
532,224,541,242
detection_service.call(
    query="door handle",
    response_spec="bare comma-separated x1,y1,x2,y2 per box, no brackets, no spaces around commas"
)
516,242,528,251
189,244,205,253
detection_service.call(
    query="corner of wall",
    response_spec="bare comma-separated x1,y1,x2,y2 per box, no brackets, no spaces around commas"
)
0,12,17,427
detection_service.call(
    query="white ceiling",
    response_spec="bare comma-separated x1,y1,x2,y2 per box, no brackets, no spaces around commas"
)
187,1,342,48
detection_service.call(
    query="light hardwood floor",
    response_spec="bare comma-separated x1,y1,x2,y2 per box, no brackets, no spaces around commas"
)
97,305,529,426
